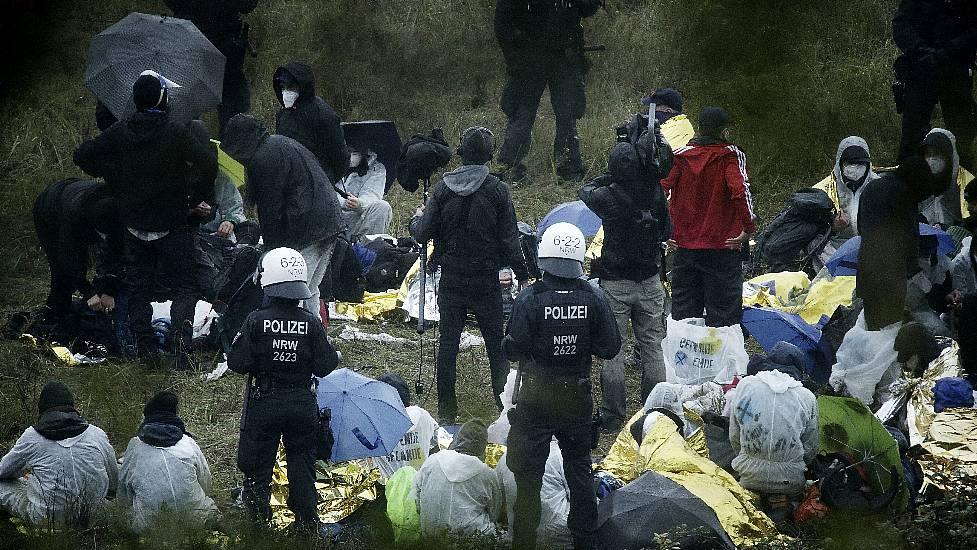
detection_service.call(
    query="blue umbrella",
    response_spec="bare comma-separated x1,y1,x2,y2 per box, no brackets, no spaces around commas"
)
537,201,602,238
825,223,955,276
316,368,413,462
742,307,832,383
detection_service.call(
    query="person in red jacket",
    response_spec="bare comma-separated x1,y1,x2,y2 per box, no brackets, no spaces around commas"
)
661,107,756,327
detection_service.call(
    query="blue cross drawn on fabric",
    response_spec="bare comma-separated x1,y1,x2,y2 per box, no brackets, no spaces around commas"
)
353,427,382,450
675,351,688,366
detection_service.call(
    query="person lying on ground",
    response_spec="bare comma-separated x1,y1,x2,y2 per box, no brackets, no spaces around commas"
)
32,178,124,324
273,61,348,183
372,373,440,482
728,347,818,507
337,146,393,243
221,114,343,320
413,419,503,538
0,381,118,528
118,391,217,534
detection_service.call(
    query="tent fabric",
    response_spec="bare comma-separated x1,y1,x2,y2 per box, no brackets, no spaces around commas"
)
743,270,856,326
816,396,909,512
741,306,829,379
826,223,955,277
742,271,811,308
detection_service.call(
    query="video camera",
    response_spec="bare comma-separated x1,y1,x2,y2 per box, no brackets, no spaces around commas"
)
614,109,672,180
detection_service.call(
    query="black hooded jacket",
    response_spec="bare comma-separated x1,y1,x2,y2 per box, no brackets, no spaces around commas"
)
857,149,950,330
894,0,977,67
495,0,601,65
579,142,673,282
73,111,218,232
221,115,341,249
274,62,348,183
33,409,90,441
32,179,125,299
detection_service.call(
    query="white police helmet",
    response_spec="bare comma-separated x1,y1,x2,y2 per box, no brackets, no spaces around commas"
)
257,247,312,299
537,222,586,279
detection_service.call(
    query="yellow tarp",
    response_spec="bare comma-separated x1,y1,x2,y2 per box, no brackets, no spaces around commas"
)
743,271,856,325
270,447,381,529
661,114,696,151
397,242,435,303
212,139,246,188
636,416,777,547
335,292,400,323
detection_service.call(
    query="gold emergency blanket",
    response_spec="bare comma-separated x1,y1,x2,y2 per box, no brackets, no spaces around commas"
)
918,408,977,489
907,343,962,446
270,447,381,529
596,410,708,483
485,443,506,469
335,292,400,322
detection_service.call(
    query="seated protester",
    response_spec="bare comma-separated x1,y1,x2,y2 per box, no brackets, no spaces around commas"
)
201,170,247,241
951,235,976,297
273,62,348,184
919,128,965,228
373,373,440,481
118,392,217,534
894,321,942,379
0,381,118,527
816,137,878,267
632,382,723,440
413,419,502,538
32,179,124,326
337,147,393,243
727,360,818,517
907,234,954,336
496,439,572,550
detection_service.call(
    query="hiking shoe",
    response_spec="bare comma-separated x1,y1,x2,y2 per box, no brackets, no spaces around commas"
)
498,162,529,185
556,161,585,182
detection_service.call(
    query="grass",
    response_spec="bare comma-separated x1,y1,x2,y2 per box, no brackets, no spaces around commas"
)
1,0,974,547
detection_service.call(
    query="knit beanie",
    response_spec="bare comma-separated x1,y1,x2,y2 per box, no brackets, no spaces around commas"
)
144,391,179,417
458,126,496,164
697,107,730,136
38,380,74,414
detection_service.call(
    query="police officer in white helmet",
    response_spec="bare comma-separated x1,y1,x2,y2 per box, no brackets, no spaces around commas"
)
503,223,620,550
228,247,339,529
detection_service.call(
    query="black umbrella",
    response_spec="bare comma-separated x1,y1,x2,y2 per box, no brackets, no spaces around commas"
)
85,12,225,123
341,120,402,192
596,471,734,550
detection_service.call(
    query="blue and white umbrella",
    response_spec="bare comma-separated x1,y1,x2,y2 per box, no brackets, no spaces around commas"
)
537,200,603,238
316,368,412,462
825,223,955,276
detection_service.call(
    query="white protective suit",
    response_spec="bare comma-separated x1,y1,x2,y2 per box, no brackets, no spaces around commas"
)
413,449,503,537
496,440,572,549
728,370,819,495
201,171,247,235
951,236,976,296
118,434,217,533
906,252,952,336
0,424,118,526
372,406,440,481
817,136,878,268
336,152,393,241
919,128,963,226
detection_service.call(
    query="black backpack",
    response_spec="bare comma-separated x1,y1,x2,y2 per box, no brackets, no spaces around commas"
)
754,188,835,273
322,238,366,303
517,222,540,280
363,239,419,293
210,244,264,352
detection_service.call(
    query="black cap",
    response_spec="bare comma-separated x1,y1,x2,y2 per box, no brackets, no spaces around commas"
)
133,74,167,111
144,391,179,417
698,107,730,134
38,381,74,414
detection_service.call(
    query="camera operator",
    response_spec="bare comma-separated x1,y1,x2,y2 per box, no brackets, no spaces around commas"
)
578,115,673,432
495,0,602,183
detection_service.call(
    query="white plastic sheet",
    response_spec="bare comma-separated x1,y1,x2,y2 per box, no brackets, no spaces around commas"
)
829,311,902,406
661,317,748,385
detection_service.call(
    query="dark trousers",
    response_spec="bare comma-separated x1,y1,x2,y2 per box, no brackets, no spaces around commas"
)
216,41,251,137
898,63,976,172
499,56,587,175
238,389,319,526
507,372,595,550
436,271,507,420
671,248,744,327
124,229,199,356
960,295,977,387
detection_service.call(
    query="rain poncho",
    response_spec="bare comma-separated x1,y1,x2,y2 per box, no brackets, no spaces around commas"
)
728,370,819,495
413,449,503,537
118,433,217,533
496,441,572,549
829,311,903,407
386,466,421,544
951,236,976,295
641,382,725,438
371,406,440,481
0,419,118,527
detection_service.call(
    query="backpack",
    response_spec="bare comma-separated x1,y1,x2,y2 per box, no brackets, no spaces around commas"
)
517,222,540,280
754,188,835,273
322,238,366,303
210,244,264,351
363,239,419,293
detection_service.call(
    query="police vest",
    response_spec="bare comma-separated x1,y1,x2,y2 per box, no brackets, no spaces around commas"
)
527,280,595,373
247,304,321,388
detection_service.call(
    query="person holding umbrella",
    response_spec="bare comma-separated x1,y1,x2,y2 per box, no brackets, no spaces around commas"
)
503,222,620,550
74,73,217,365
227,247,339,529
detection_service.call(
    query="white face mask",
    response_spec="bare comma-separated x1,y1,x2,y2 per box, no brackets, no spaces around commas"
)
349,152,363,168
282,90,299,108
926,156,947,175
841,163,868,182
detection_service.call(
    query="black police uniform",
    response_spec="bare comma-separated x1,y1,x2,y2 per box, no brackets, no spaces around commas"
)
228,298,338,526
503,274,620,550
